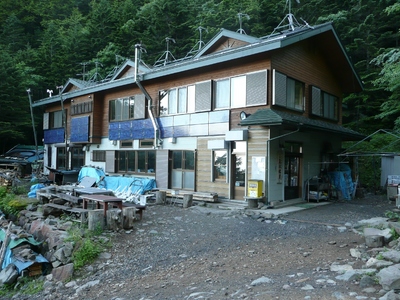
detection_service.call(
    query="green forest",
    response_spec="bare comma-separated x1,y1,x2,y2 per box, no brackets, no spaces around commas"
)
1,0,400,156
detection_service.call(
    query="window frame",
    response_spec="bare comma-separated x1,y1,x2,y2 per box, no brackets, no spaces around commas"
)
311,86,339,121
116,150,156,174
213,150,227,181
109,96,135,122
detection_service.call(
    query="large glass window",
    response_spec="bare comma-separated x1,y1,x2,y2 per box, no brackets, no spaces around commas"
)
116,150,155,174
160,85,195,115
71,147,84,169
214,79,230,109
49,110,64,129
57,147,67,169
214,75,247,109
311,86,338,120
109,96,135,121
213,150,227,180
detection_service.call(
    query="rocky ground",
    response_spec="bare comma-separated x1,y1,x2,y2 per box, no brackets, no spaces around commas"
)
7,193,399,300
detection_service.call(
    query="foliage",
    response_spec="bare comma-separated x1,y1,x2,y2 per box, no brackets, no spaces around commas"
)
0,193,28,217
0,0,400,152
72,238,102,269
67,224,109,269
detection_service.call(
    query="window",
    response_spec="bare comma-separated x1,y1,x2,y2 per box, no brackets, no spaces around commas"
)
140,140,154,148
160,85,195,115
213,150,227,180
311,86,338,120
214,76,246,109
214,71,267,109
71,101,93,115
109,96,135,121
49,110,65,129
273,70,305,111
56,147,67,169
92,150,106,162
116,150,155,174
71,147,84,169
121,141,133,148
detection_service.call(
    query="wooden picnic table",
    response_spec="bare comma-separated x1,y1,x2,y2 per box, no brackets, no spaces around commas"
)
81,194,124,217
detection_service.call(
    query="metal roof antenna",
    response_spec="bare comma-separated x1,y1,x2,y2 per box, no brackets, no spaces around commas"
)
89,59,103,83
185,26,208,58
154,37,176,67
263,0,310,40
237,13,250,35
77,61,90,82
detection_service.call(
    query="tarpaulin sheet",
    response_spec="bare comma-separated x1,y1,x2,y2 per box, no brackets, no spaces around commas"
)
328,164,354,200
78,166,156,195
78,166,106,184
103,176,156,195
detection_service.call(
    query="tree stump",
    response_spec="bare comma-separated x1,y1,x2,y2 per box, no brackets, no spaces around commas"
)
88,209,104,231
106,209,122,231
183,194,193,208
156,191,166,205
123,207,137,229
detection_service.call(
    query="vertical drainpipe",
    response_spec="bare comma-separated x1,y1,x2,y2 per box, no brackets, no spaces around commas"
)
134,44,161,148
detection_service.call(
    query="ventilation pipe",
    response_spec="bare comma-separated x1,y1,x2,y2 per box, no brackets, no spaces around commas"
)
134,44,161,148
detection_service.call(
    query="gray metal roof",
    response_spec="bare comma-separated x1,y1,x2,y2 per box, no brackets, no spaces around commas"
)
240,108,365,140
32,23,363,107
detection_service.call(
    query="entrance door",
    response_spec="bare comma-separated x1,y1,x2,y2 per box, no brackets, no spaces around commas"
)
232,141,246,200
171,150,195,190
284,154,300,200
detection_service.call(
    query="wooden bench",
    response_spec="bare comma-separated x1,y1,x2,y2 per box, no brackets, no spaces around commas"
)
44,203,90,223
161,190,218,203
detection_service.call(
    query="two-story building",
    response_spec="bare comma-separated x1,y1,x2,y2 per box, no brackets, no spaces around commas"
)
32,21,364,204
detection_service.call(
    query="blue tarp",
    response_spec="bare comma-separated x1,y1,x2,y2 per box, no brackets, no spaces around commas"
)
78,166,156,195
328,164,354,200
78,166,106,184
27,183,46,198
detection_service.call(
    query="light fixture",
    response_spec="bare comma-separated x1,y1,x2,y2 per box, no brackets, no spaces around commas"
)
240,111,249,120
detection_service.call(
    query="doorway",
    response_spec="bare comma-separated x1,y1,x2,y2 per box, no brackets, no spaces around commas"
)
284,142,302,200
232,141,246,200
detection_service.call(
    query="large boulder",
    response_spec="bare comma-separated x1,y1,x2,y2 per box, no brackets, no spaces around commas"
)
0,264,18,285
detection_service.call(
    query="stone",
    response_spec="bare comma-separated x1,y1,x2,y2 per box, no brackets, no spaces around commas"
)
366,257,394,269
250,276,273,286
76,279,100,295
330,263,353,273
350,248,362,259
379,290,400,300
364,227,393,244
365,235,385,248
335,269,377,282
377,265,400,290
51,263,74,282
0,264,18,285
389,222,400,236
183,194,193,208
381,250,400,263
360,275,377,288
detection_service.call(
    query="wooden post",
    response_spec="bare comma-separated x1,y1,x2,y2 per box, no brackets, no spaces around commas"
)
88,209,104,231
106,209,122,231
123,207,137,229
183,194,193,208
156,191,166,205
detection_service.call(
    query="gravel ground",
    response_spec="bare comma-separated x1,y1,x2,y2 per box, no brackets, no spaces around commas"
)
11,193,396,300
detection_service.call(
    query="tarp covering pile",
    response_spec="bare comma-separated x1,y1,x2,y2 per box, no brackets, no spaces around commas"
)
78,166,156,196
328,164,355,200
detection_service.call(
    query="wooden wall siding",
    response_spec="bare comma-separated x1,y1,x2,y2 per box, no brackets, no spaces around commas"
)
247,127,269,180
270,41,342,122
196,136,229,198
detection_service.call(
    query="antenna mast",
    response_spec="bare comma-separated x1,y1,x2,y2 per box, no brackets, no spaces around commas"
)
185,26,208,58
154,37,176,67
237,13,250,35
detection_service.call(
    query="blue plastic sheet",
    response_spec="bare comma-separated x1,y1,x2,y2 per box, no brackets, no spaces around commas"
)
78,166,106,184
27,183,46,198
328,164,354,200
78,166,156,195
